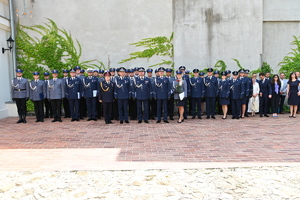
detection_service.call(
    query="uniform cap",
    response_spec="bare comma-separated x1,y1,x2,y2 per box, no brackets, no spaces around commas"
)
119,67,126,72
44,72,50,76
51,70,59,74
138,67,145,72
74,66,81,70
63,69,69,73
221,71,227,76
214,70,219,74
185,70,190,74
165,68,173,72
16,69,23,73
193,69,199,73
176,70,182,74
179,66,186,70
109,68,116,72
147,68,153,73
199,72,205,76
69,69,76,73
239,69,245,73
32,71,40,75
207,68,214,72
226,70,231,74
158,67,165,72
155,69,158,73
87,68,94,73
99,70,104,73
125,69,131,73
232,71,239,76
80,69,85,73
93,69,99,73
245,69,250,74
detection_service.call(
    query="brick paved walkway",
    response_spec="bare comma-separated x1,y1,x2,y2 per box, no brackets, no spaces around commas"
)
0,115,299,170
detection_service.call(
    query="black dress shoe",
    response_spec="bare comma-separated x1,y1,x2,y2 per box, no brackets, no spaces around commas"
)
264,114,269,117
138,120,142,123
51,119,57,122
184,116,188,119
35,120,40,122
58,119,62,122
76,119,80,121
87,118,92,121
198,116,202,119
232,117,236,119
212,116,216,119
245,114,249,117
206,116,210,119
108,121,114,124
120,121,123,124
191,116,196,119
71,119,76,122
125,120,129,123
156,120,161,123
164,120,169,123
40,119,44,122
169,117,174,120
144,120,149,123
236,117,240,119
93,118,97,121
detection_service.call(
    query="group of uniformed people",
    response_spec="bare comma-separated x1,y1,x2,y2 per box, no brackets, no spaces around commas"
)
12,65,277,124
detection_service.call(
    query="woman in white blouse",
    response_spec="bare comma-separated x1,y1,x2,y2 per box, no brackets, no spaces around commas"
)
248,75,260,116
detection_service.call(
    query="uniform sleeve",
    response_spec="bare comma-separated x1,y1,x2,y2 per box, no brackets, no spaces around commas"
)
61,80,65,99
240,81,245,99
201,79,205,98
183,80,188,98
267,81,272,95
113,82,117,99
167,78,171,98
98,82,102,101
29,82,33,100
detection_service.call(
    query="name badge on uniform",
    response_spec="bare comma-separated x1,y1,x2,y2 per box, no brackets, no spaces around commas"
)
93,90,97,97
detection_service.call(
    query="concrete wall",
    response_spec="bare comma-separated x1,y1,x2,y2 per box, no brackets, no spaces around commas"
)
14,0,173,69
0,0,12,119
263,0,300,72
173,0,263,71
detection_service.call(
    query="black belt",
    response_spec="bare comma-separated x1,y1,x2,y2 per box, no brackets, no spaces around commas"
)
15,89,26,91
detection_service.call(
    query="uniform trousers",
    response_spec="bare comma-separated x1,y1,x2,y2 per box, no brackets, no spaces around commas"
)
118,99,129,121
44,98,52,117
231,99,241,117
137,99,149,121
62,97,70,117
51,99,62,120
15,98,27,116
80,97,87,118
33,100,44,121
259,95,269,115
206,97,216,117
167,96,174,119
191,98,202,117
102,102,113,123
96,101,102,119
129,98,137,120
112,100,119,120
69,99,80,120
149,98,157,119
86,97,97,119
157,99,168,121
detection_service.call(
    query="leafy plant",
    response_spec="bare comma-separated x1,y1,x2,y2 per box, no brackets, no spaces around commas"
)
251,62,273,75
232,58,244,70
279,35,300,75
16,18,104,79
119,32,174,69
214,60,227,72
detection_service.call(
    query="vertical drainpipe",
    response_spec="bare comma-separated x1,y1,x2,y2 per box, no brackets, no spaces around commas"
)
9,0,16,75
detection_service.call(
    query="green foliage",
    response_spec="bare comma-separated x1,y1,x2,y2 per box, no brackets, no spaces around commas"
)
119,33,174,69
16,18,104,79
279,35,300,75
26,100,34,112
232,58,244,69
251,62,273,75
214,60,227,72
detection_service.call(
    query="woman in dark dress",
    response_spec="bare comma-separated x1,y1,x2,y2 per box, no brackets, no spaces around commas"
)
172,70,187,123
286,72,300,118
218,71,231,119
270,74,281,117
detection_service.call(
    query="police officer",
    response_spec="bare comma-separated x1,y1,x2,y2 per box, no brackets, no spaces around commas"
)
239,69,249,118
109,68,118,120
98,69,104,82
244,69,252,117
219,71,231,119
166,68,175,120
65,69,82,121
114,67,131,124
47,70,65,122
230,71,244,119
147,68,156,120
179,66,190,119
128,69,137,120
62,69,71,118
190,69,205,119
12,69,29,123
153,67,170,123
43,72,53,118
99,71,115,124
199,71,206,116
29,71,46,122
74,66,86,119
133,67,151,123
96,69,104,119
214,70,222,115
82,69,99,121
204,68,219,119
